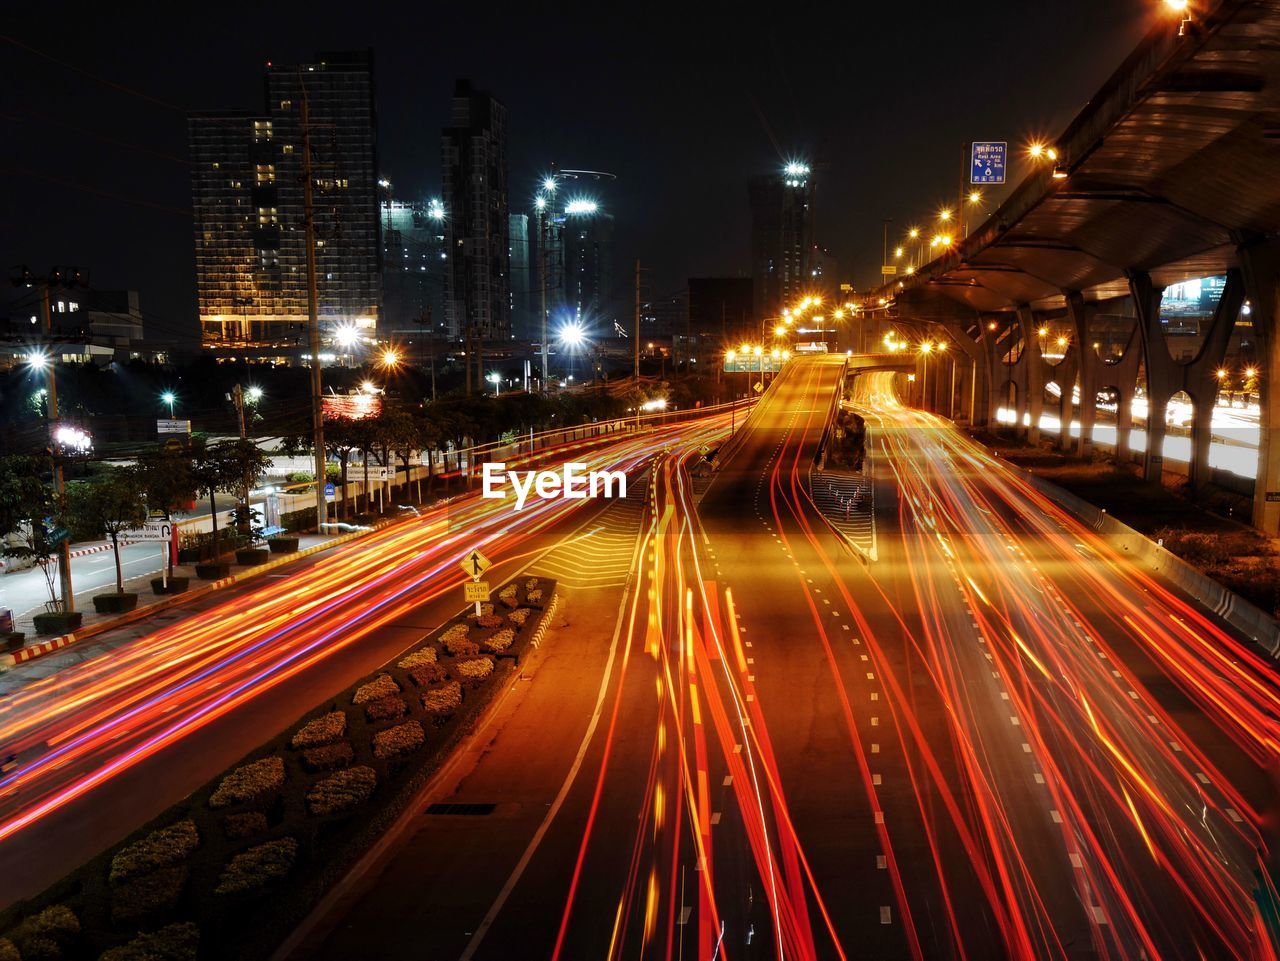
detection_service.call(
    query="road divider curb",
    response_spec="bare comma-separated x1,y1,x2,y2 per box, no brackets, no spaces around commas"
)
0,525,384,671
1016,464,1280,656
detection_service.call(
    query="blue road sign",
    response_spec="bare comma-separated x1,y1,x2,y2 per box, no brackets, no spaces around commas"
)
324,482,336,497
971,141,1007,185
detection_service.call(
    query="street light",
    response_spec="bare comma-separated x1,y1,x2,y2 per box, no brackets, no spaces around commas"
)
380,348,400,368
246,386,264,403
25,349,49,371
774,325,787,337
487,371,502,396
161,391,176,416
543,176,558,193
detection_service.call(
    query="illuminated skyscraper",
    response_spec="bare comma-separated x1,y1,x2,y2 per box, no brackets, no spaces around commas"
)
441,80,510,344
189,51,380,353
749,161,815,319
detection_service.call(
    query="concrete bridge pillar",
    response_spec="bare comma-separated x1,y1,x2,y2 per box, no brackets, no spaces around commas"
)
1185,269,1244,490
1130,272,1170,483
1239,239,1280,534
1016,306,1044,445
1065,292,1096,459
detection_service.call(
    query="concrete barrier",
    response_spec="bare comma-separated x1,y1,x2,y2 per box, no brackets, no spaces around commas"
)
1021,472,1280,656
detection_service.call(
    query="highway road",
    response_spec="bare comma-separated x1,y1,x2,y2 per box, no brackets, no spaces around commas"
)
293,356,1280,960
0,412,734,906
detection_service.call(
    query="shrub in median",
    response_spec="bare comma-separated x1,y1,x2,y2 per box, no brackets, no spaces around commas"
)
109,821,200,883
100,922,198,961
208,757,284,809
305,766,377,817
364,695,408,723
371,721,425,760
0,577,556,961
289,712,347,750
352,674,399,704
301,742,354,773
214,838,298,896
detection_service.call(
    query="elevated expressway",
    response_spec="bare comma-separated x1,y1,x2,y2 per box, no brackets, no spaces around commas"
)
864,0,1280,533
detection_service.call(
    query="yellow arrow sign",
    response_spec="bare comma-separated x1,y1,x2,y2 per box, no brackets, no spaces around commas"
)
459,548,491,580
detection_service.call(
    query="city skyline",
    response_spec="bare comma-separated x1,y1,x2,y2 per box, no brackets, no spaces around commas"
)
2,1,1149,346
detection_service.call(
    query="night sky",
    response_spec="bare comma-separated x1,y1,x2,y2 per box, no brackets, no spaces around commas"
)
2,1,1155,347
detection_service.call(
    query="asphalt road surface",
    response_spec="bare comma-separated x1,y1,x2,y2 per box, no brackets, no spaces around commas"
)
291,356,1280,961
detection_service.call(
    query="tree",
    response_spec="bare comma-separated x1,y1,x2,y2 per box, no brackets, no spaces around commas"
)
370,405,422,509
0,455,62,610
136,446,197,578
63,468,148,595
193,440,269,558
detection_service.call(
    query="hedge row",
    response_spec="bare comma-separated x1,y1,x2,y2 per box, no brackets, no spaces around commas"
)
0,576,557,961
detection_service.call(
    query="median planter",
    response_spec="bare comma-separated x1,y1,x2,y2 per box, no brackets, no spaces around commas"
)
32,611,83,636
92,592,139,615
268,536,299,555
235,548,270,566
195,562,232,580
151,576,190,595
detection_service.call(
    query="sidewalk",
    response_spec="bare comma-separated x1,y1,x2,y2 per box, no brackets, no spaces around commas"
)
0,529,366,677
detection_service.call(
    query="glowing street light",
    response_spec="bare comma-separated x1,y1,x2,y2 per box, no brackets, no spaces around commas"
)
565,198,599,215
161,391,176,416
726,349,737,362
487,371,502,395
1038,326,1049,338
752,345,763,357
380,348,400,368
542,176,558,193
739,341,751,355
938,208,953,223
246,386,264,403
559,322,586,348
1216,368,1229,380
1056,336,1069,349
774,325,788,337
334,325,360,349
535,196,547,211
24,349,49,371
894,246,904,259
968,190,982,204
908,227,920,240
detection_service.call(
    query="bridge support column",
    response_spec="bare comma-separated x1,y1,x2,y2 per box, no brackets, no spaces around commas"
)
1186,269,1244,490
1131,272,1170,483
1239,240,1280,534
1065,292,1096,458
1016,306,1043,446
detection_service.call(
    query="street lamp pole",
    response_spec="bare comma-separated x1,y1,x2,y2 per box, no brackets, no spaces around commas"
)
37,285,74,613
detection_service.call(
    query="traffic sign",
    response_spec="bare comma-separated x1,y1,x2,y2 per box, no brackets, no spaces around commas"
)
463,581,490,603
459,548,491,580
881,265,898,276
324,482,336,497
753,382,764,393
971,141,1007,184
47,526,70,547
156,418,191,435
370,466,392,482
123,520,173,542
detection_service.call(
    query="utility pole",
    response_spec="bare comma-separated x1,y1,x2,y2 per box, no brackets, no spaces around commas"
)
634,259,641,383
539,209,549,392
300,88,328,531
36,280,74,613
232,384,247,439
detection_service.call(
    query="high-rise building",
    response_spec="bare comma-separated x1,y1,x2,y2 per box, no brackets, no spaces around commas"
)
381,196,447,342
749,161,815,320
561,206,614,326
508,213,539,340
531,171,618,337
441,80,510,344
189,51,380,354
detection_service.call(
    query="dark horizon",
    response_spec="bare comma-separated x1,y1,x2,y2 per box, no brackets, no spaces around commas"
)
3,1,1153,346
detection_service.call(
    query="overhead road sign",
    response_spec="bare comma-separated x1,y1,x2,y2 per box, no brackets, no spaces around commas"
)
970,141,1007,184
724,356,785,374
